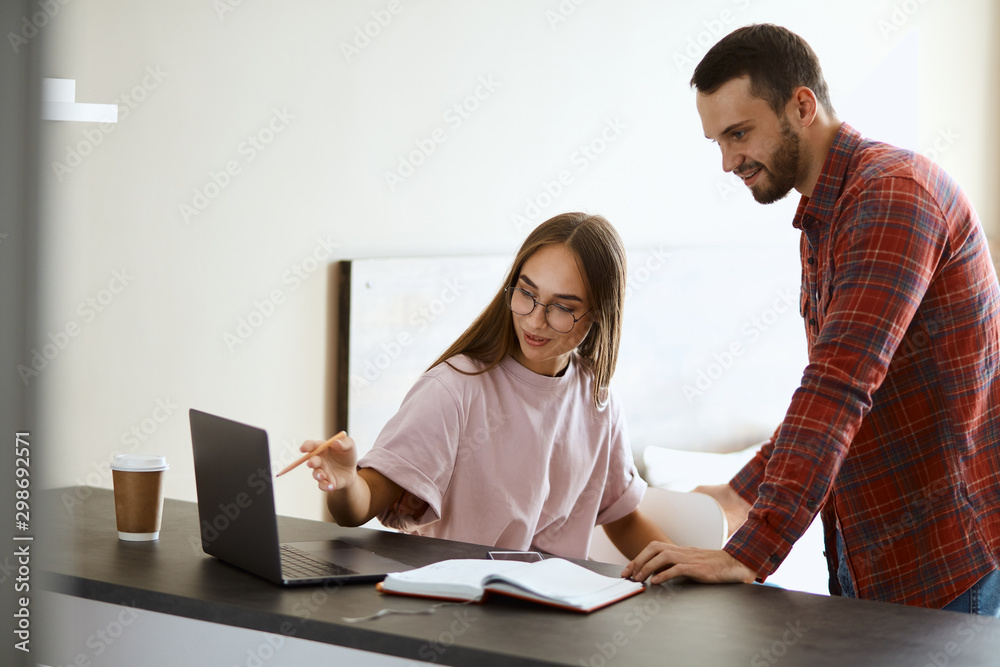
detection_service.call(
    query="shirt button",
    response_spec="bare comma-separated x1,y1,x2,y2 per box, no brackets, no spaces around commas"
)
807,257,815,265
806,499,817,510
809,318,817,327
769,554,780,564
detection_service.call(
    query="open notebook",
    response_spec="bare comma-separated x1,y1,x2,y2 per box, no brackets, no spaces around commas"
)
377,558,645,613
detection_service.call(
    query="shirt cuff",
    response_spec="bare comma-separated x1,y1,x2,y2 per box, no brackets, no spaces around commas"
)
595,472,647,526
725,441,797,582
359,449,443,530
724,516,794,583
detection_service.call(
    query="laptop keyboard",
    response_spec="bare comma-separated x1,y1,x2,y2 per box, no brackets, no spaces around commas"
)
280,545,355,579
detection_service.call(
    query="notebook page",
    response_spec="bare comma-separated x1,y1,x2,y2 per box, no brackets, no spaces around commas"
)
382,559,525,599
485,558,641,605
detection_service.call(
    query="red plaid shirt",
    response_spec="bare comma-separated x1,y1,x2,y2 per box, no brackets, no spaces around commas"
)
726,123,1000,609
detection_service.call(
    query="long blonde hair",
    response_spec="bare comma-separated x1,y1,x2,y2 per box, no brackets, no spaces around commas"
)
429,212,627,406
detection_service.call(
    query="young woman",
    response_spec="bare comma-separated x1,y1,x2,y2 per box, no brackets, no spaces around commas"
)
299,212,668,560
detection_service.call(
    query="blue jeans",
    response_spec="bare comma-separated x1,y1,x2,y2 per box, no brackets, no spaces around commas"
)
835,530,1000,616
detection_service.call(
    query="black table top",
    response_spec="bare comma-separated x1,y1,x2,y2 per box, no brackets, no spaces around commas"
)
39,487,1000,667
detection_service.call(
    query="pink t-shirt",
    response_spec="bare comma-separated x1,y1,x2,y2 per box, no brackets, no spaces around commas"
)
358,353,645,559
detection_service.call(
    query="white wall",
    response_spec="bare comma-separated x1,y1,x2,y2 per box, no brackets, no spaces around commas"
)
31,0,999,521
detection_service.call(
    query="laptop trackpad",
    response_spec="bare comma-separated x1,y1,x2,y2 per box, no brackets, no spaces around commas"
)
291,540,413,575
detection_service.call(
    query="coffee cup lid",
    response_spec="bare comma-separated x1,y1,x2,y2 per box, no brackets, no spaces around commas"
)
111,454,169,472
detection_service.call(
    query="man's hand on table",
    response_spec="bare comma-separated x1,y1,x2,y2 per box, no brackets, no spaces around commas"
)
621,543,757,585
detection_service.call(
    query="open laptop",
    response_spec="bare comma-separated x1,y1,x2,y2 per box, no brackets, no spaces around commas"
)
189,408,414,586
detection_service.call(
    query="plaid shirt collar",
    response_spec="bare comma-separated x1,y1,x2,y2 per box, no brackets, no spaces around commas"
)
793,122,863,232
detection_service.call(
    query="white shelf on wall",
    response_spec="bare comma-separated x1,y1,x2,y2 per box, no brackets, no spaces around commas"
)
41,78,118,123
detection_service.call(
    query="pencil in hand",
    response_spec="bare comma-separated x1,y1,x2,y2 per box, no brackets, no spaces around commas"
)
275,431,347,477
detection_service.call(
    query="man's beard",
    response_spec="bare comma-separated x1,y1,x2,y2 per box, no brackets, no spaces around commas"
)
737,116,801,205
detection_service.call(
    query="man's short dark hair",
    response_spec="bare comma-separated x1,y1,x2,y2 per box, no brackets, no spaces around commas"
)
690,24,835,117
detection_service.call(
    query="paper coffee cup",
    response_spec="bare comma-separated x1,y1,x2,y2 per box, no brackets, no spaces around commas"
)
111,454,169,541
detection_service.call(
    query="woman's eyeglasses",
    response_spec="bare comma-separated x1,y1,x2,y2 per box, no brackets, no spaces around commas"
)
505,287,591,334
